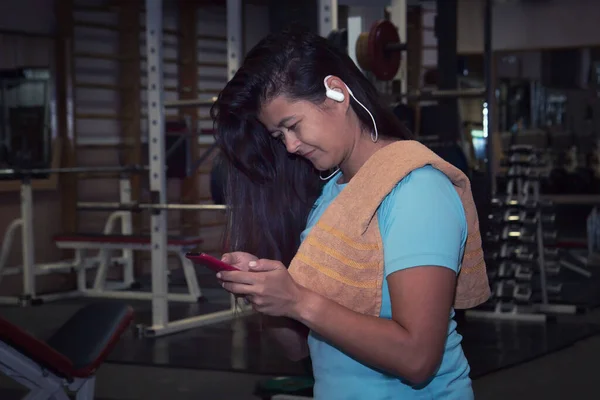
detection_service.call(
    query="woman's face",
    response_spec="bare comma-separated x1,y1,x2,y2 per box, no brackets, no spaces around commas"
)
258,90,356,171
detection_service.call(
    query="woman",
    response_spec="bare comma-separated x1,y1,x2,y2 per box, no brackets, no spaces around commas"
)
211,27,479,399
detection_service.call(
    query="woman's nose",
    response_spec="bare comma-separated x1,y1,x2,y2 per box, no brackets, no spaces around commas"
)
284,132,301,154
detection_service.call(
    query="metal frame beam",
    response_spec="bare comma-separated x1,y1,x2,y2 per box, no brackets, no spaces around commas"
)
227,0,242,79
347,15,362,70
118,0,143,277
77,202,227,211
484,0,496,196
54,0,77,248
388,0,407,95
318,0,338,37
145,0,169,331
178,0,201,236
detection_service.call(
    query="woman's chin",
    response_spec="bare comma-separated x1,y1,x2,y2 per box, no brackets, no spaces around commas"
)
310,159,332,171
309,156,338,173
313,164,332,172
315,167,338,175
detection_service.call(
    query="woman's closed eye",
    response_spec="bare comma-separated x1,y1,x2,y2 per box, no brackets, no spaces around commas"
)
272,123,299,143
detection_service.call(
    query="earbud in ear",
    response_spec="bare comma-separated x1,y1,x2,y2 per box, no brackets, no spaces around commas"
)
324,75,345,102
326,88,345,102
322,75,379,143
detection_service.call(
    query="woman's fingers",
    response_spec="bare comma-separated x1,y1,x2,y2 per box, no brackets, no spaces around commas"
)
221,253,234,263
217,270,258,285
220,252,258,271
221,281,254,296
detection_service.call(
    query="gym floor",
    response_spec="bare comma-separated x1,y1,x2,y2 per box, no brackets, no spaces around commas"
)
2,337,600,400
1,302,599,399
1,251,600,400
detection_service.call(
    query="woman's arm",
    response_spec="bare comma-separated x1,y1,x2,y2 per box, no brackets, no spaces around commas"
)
293,266,456,384
261,315,309,361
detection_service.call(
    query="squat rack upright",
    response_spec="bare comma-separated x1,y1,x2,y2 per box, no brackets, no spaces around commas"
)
142,0,245,337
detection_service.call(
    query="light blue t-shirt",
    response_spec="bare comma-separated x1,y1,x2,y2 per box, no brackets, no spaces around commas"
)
299,165,473,400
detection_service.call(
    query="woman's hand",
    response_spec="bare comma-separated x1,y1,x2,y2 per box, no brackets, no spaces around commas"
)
220,251,258,271
217,259,306,319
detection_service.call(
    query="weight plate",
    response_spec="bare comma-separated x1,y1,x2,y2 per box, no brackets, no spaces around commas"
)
367,19,402,81
355,32,370,71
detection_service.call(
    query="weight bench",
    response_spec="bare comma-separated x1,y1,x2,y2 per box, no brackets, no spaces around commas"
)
0,302,134,399
53,233,204,303
51,234,246,338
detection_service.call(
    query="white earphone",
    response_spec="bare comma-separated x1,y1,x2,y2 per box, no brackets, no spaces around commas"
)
324,76,349,102
319,76,379,181
323,75,378,144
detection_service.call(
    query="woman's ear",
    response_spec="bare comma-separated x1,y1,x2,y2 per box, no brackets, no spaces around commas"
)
323,76,351,109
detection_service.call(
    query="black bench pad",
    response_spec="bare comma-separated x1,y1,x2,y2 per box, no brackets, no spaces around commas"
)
46,303,134,377
0,302,133,379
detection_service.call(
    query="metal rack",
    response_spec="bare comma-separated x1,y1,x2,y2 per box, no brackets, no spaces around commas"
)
141,0,249,337
466,145,580,322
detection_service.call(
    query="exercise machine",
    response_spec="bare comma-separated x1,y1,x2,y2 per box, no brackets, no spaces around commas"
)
69,0,251,338
0,302,133,399
0,171,145,306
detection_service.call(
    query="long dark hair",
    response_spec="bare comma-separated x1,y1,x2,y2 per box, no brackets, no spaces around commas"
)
210,27,413,266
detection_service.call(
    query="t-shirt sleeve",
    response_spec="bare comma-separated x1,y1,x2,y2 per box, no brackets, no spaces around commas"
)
378,165,467,278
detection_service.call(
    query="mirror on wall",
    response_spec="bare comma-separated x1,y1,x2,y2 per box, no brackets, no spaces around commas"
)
0,67,52,175
494,46,600,195
495,46,600,135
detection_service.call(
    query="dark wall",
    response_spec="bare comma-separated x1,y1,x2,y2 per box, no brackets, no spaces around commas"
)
268,0,318,33
435,0,460,142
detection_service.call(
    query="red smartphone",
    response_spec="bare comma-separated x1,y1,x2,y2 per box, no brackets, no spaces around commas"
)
185,252,240,272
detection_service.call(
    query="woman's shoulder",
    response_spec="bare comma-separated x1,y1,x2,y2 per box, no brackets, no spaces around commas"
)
379,164,466,223
377,164,469,275
391,164,456,195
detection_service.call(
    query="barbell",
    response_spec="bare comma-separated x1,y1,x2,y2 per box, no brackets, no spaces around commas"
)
77,202,227,212
0,164,149,179
328,20,405,81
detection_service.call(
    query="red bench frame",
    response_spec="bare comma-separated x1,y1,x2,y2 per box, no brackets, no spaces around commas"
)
0,303,133,399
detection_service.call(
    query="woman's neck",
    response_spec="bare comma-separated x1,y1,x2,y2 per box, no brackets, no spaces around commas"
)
338,136,397,184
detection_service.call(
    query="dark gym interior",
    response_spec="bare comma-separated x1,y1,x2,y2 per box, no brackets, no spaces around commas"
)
1,0,600,399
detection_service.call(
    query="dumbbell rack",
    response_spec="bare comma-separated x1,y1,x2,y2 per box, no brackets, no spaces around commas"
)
466,145,577,322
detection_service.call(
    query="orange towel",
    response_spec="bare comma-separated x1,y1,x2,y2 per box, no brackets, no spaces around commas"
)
288,140,490,316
